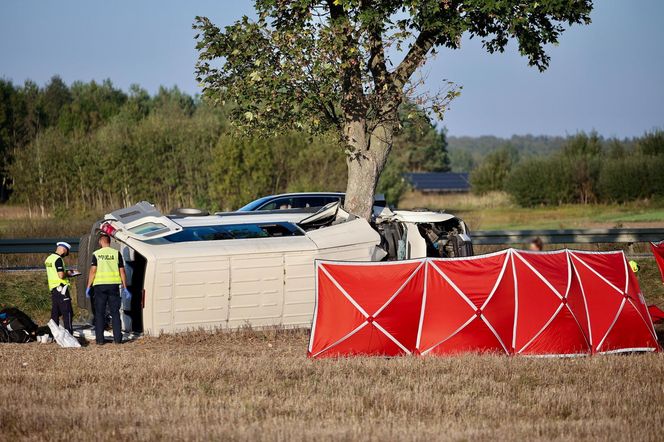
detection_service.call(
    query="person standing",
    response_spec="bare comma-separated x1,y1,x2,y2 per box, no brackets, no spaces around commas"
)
85,233,130,345
44,241,76,334
528,237,544,252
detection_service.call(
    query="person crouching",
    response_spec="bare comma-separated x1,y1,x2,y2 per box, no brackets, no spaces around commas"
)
85,233,131,345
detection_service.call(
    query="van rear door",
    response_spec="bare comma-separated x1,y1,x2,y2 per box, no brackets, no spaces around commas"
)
104,201,183,241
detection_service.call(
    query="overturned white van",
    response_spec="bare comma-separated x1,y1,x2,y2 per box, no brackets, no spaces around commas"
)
76,201,472,335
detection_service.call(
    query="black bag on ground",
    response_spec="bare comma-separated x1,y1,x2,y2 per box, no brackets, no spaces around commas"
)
0,307,38,343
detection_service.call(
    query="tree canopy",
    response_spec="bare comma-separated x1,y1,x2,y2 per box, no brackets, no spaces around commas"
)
194,0,593,218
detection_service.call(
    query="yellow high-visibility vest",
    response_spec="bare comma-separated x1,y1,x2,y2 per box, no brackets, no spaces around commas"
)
45,253,70,290
92,247,122,285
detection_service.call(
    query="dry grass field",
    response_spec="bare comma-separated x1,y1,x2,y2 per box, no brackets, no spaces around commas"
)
2,200,664,441
1,328,664,441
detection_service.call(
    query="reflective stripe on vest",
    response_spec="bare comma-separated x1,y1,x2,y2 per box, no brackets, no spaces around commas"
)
45,253,69,290
92,247,122,285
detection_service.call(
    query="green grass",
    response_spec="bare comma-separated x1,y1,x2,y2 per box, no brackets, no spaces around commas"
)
635,259,664,306
463,205,664,231
399,192,664,230
0,272,84,324
593,208,664,224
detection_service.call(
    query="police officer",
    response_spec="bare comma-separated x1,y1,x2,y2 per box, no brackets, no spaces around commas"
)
85,233,130,345
44,241,76,334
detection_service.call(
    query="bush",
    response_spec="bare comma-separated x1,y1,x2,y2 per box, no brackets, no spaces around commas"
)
508,153,664,207
598,155,664,202
505,156,575,206
470,145,518,194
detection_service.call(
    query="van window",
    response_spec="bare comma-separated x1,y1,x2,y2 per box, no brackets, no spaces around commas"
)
145,222,304,244
128,222,169,235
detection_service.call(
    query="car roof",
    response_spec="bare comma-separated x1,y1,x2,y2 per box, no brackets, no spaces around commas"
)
237,192,346,211
172,211,313,228
258,192,344,199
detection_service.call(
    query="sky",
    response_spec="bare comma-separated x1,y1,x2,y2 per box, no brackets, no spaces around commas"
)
1,1,662,138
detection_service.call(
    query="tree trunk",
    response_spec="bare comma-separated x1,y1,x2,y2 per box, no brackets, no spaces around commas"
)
343,121,394,220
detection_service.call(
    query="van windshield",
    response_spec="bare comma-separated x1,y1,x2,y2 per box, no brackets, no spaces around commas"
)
144,222,304,244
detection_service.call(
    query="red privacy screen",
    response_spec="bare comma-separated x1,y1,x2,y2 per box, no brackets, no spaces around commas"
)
308,250,659,358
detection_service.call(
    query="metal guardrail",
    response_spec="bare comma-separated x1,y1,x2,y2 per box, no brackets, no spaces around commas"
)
0,237,80,254
0,228,662,253
470,227,664,246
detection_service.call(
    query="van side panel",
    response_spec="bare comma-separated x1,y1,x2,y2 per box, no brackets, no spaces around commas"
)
154,261,175,333
173,258,230,330
228,254,285,328
138,220,383,334
283,252,317,326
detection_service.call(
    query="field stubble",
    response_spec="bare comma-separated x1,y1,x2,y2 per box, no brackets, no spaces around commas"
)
1,329,664,441
2,201,664,440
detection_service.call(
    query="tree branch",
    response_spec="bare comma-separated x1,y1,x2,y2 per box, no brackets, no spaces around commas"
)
391,29,437,89
327,0,366,121
361,3,388,92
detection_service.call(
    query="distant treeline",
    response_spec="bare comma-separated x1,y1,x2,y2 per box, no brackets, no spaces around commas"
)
447,134,568,172
470,131,664,206
447,134,647,173
0,76,450,214
5,76,658,212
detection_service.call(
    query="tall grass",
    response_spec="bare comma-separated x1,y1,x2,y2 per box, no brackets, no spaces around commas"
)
399,190,512,211
0,272,84,324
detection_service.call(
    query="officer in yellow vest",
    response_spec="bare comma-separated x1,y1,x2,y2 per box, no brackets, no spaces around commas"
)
85,233,130,344
44,241,76,334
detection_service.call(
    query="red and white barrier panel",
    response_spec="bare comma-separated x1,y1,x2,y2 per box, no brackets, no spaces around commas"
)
307,250,660,358
652,241,664,283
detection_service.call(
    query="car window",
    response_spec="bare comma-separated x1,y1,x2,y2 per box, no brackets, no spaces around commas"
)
291,196,341,209
237,196,274,211
257,195,342,211
320,196,343,206
289,197,313,209
258,197,292,211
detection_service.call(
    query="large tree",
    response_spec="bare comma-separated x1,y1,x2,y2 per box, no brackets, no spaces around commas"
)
194,0,593,219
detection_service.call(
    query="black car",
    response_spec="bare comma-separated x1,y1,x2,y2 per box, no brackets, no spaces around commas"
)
237,192,345,212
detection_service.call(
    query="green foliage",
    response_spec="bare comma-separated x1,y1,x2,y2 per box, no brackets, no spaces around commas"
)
2,75,458,212
376,157,410,206
636,130,664,156
209,132,347,210
470,145,518,194
506,156,575,206
392,104,451,173
448,149,476,173
505,131,664,207
598,155,664,203
0,272,56,324
194,1,592,216
448,134,570,172
195,0,593,132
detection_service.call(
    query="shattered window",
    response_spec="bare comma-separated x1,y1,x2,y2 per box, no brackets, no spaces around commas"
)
145,222,304,244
